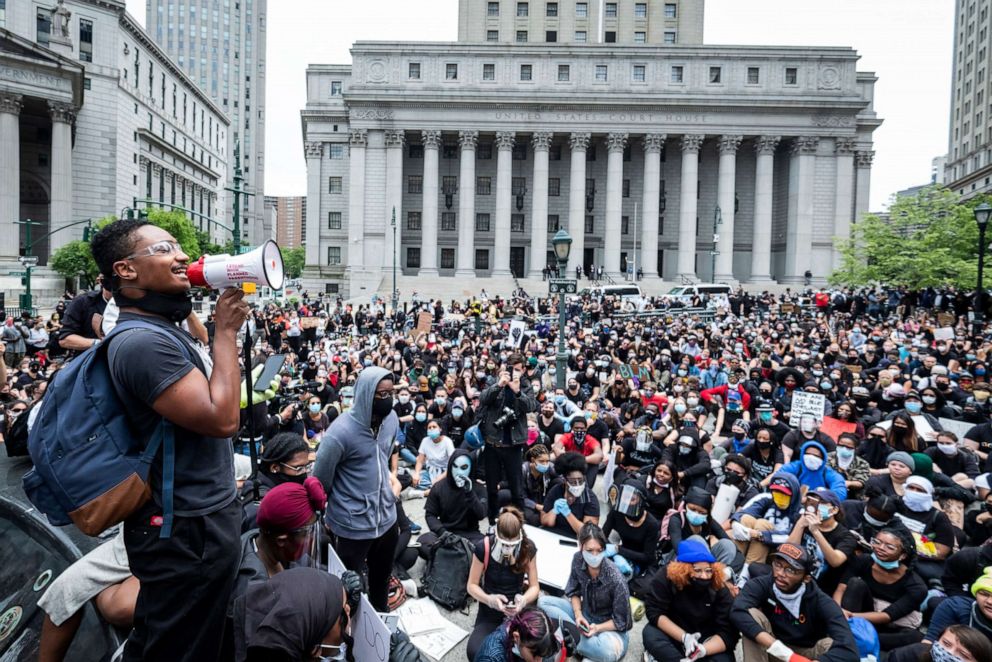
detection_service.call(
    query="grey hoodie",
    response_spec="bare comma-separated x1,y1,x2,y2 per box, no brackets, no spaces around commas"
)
313,366,398,539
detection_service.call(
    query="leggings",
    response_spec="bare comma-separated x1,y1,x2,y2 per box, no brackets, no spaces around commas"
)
333,523,400,612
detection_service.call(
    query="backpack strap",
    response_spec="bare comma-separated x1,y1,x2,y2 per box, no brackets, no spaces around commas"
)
483,534,491,575
106,319,195,540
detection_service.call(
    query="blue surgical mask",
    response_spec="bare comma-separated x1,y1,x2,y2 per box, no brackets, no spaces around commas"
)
837,447,855,461
427,429,440,440
760,411,773,423
818,505,832,521
686,511,707,526
871,552,901,571
905,401,923,414
535,462,550,474
309,403,321,414
415,412,427,422
452,407,464,418
582,550,604,568
435,396,447,406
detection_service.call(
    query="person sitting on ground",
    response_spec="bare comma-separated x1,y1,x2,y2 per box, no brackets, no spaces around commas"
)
833,524,927,652
642,539,737,662
412,418,456,492
828,432,871,501
602,482,661,597
778,440,848,499
866,451,916,497
730,473,803,565
473,606,577,662
511,444,558,527
705,453,760,509
552,414,604,487
418,449,486,556
926,431,981,490
465,507,541,661
785,487,858,597
887,569,992,662
666,487,741,572
538,523,632,662
730,543,859,662
240,433,312,531
233,568,352,662
893,475,955,584
540,451,601,537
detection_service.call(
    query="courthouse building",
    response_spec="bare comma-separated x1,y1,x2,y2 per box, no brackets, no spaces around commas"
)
0,0,228,285
301,0,881,296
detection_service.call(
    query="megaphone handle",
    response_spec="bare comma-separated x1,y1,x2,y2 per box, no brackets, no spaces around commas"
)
243,324,260,503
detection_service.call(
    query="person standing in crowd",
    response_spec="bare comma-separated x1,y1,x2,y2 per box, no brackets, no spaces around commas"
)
90,219,248,661
478,353,539,524
731,543,858,662
314,365,399,612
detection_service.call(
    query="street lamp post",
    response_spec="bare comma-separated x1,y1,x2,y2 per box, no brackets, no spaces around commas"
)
552,229,572,390
975,202,992,336
711,205,722,282
391,206,399,321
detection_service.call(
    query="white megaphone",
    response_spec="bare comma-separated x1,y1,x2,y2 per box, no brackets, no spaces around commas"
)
186,239,285,291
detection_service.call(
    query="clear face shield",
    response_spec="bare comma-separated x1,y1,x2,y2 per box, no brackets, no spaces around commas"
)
284,517,323,568
493,531,523,563
613,484,645,519
634,427,653,452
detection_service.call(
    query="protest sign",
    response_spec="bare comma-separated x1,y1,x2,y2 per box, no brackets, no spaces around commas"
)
940,417,974,440
934,327,955,341
415,311,433,336
789,391,826,427
820,416,857,442
300,317,321,330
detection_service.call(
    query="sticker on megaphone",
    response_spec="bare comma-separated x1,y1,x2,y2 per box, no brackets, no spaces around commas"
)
187,240,285,290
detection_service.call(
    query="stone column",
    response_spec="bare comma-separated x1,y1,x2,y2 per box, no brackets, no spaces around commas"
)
304,142,323,268
714,135,742,282
833,138,856,271
567,133,590,274
346,130,368,272
529,132,553,276
640,134,665,279
492,131,515,276
384,130,405,273
784,136,819,283
855,150,874,222
420,130,442,277
677,134,704,280
455,130,478,277
604,132,628,277
48,102,76,253
750,136,779,282
0,93,22,260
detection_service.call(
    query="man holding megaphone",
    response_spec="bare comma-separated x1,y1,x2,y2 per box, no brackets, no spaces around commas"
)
89,219,254,661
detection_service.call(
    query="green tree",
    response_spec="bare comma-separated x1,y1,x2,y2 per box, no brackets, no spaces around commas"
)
281,246,305,279
145,208,201,258
50,240,98,286
831,186,991,289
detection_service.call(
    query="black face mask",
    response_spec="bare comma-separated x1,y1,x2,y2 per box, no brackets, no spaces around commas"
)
691,577,712,590
270,471,307,486
371,396,394,420
114,286,193,323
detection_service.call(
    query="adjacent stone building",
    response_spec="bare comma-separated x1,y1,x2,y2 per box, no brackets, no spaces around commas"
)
0,0,229,283
301,0,881,297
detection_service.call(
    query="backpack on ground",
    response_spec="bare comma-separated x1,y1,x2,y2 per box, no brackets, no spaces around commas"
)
22,319,193,538
421,531,474,611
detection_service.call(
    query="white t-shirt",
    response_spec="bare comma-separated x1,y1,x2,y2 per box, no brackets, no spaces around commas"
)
418,435,455,479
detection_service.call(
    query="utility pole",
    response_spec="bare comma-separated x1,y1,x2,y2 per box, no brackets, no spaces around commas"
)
14,219,43,311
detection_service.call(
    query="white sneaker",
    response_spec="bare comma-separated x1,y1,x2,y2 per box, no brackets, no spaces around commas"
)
400,578,418,598
402,488,425,500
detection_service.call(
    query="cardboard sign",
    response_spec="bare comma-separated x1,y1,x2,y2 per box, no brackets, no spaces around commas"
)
934,327,955,341
354,595,391,662
939,417,975,440
790,391,826,427
300,317,321,329
616,363,652,383
876,415,937,440
415,311,433,336
820,416,857,442
508,320,527,348
781,303,796,314
937,312,956,328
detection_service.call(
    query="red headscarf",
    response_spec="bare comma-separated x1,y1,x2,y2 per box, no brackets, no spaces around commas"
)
256,477,326,532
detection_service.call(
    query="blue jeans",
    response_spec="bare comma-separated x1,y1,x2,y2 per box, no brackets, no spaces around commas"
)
537,596,628,662
399,447,418,465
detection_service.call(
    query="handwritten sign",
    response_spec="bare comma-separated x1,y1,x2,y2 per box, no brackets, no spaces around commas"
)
416,311,433,336
616,363,652,383
355,595,391,662
939,417,975,440
600,450,617,503
300,317,321,329
790,391,826,427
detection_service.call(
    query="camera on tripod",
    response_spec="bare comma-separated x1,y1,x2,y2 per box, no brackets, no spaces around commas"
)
493,407,517,428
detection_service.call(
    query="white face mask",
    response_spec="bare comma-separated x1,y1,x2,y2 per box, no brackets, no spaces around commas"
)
582,550,604,568
568,483,585,497
803,455,824,471
937,442,958,456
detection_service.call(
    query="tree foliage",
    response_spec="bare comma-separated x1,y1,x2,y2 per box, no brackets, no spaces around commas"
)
830,186,992,289
281,246,305,280
49,240,98,286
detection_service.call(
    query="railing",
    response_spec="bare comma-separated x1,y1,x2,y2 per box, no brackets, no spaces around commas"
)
5,307,38,319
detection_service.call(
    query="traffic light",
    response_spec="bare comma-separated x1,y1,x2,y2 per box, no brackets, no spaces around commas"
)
82,226,91,241
20,277,26,286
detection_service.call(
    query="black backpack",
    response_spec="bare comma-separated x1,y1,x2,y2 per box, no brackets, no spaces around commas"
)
421,531,474,611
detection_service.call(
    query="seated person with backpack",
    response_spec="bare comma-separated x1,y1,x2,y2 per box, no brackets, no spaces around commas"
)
417,450,486,556
663,487,741,573
465,507,540,661
731,543,859,662
602,482,660,597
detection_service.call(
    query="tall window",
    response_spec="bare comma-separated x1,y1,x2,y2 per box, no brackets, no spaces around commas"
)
633,65,646,82
670,65,684,83
622,216,630,234
574,31,586,42
475,250,490,270
520,64,532,81
328,177,343,193
440,248,455,269
747,67,760,84
79,19,93,62
512,177,527,194
446,63,458,80
585,215,594,234
709,66,722,83
330,81,342,96
548,215,560,232
441,213,457,232
605,3,617,17
327,247,341,265
664,31,677,44
329,144,345,159
407,212,422,230
475,213,491,232
546,2,558,16
558,64,570,81
477,176,492,195
664,3,677,17
634,31,646,43
517,2,529,16
407,247,421,268
516,30,528,42
576,2,588,17
488,1,500,16
595,65,608,82
785,67,798,85
487,30,499,42
0,0,6,28
409,62,421,79
511,214,525,232
37,9,51,46
549,177,561,196
623,180,631,197
634,3,647,18
328,212,342,229
407,175,423,194
483,63,496,81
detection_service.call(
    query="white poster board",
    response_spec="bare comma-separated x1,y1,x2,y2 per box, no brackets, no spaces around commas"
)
789,392,827,427
508,319,527,348
934,327,956,341
327,543,393,662
523,524,577,591
600,450,617,503
875,415,938,441
940,417,976,440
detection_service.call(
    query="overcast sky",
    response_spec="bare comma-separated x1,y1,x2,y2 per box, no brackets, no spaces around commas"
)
125,0,952,211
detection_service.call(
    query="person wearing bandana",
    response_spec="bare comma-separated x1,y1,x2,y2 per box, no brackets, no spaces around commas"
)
466,507,540,660
553,415,604,487
91,219,248,662
731,543,857,662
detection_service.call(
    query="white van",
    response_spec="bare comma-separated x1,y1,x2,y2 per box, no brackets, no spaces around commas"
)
585,284,644,301
663,283,732,306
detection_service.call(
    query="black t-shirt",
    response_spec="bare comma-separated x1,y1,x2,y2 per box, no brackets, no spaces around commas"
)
59,290,108,342
474,535,527,601
811,523,859,596
108,313,236,517
538,415,565,441
620,437,664,469
841,555,927,622
965,423,992,457
542,482,600,537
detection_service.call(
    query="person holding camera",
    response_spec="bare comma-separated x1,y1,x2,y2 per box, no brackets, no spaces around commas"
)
478,353,539,524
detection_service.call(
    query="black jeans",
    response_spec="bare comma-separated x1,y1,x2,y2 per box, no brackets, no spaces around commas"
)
642,625,734,662
334,523,400,612
123,498,241,662
484,444,524,523
466,606,507,661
